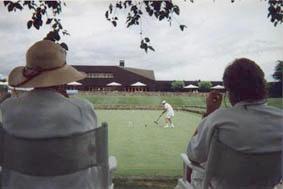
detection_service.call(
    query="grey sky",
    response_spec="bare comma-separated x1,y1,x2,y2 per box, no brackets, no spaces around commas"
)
0,0,282,81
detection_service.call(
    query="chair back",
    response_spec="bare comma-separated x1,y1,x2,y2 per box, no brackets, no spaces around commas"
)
203,129,282,189
0,123,109,188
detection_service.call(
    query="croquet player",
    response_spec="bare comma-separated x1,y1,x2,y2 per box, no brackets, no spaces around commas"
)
161,100,175,128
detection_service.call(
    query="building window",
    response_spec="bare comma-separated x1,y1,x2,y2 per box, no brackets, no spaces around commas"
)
87,73,114,79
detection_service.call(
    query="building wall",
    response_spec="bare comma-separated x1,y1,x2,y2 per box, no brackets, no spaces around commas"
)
73,65,156,91
72,65,225,92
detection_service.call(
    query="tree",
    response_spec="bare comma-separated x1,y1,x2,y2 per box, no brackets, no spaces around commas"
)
272,60,283,82
171,80,185,91
106,0,283,52
105,1,186,53
2,1,69,50
2,0,283,52
198,81,212,92
268,61,283,97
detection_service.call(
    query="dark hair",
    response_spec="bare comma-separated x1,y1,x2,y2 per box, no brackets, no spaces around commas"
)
223,58,267,102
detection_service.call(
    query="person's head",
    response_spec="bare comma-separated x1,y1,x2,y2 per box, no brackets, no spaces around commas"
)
161,100,166,106
8,40,86,95
223,58,267,105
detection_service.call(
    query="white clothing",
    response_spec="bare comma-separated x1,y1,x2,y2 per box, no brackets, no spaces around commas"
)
187,100,283,189
0,89,99,189
164,103,174,118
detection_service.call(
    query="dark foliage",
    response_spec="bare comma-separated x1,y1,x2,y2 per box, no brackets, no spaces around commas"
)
3,0,69,50
272,60,283,81
106,0,283,53
267,0,283,27
2,0,282,52
105,1,187,52
267,82,282,97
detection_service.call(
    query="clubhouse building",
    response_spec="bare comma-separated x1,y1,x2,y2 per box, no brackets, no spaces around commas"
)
71,60,222,92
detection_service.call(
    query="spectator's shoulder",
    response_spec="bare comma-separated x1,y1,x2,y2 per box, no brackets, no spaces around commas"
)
1,95,20,109
208,107,227,117
204,107,233,122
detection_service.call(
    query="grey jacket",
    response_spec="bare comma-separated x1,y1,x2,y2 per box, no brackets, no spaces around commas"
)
0,89,99,189
187,100,283,189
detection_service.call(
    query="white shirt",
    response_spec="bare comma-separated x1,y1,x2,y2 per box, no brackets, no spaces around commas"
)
0,89,99,189
187,100,283,189
164,103,174,117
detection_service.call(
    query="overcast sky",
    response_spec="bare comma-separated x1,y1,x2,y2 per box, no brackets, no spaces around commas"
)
0,0,282,81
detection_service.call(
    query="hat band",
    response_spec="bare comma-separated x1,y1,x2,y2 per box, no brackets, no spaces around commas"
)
12,63,66,87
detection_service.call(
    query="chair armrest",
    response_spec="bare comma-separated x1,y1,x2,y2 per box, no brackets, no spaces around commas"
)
180,153,205,173
108,156,117,172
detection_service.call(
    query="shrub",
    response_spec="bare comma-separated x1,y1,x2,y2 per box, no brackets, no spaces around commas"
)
171,80,185,91
198,81,212,92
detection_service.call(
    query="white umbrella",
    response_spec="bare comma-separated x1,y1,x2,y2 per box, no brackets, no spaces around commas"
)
184,84,198,89
107,82,122,86
8,86,33,91
211,85,225,89
67,81,82,86
131,82,146,87
0,81,8,86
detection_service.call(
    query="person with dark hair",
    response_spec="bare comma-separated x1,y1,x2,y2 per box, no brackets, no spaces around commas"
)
223,58,267,103
186,58,283,189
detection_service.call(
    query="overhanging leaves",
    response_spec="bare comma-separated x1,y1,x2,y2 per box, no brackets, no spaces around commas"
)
3,0,68,49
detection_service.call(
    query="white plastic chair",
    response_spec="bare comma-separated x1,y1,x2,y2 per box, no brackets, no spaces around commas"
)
0,122,117,189
175,129,281,189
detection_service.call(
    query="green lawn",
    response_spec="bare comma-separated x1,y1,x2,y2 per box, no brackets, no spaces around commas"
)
81,95,206,107
267,98,283,109
96,110,200,177
79,95,282,178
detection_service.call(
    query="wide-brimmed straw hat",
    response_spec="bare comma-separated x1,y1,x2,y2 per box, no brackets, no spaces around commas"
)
8,40,86,88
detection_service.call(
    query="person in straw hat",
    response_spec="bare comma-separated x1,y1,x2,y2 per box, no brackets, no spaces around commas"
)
0,40,99,189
